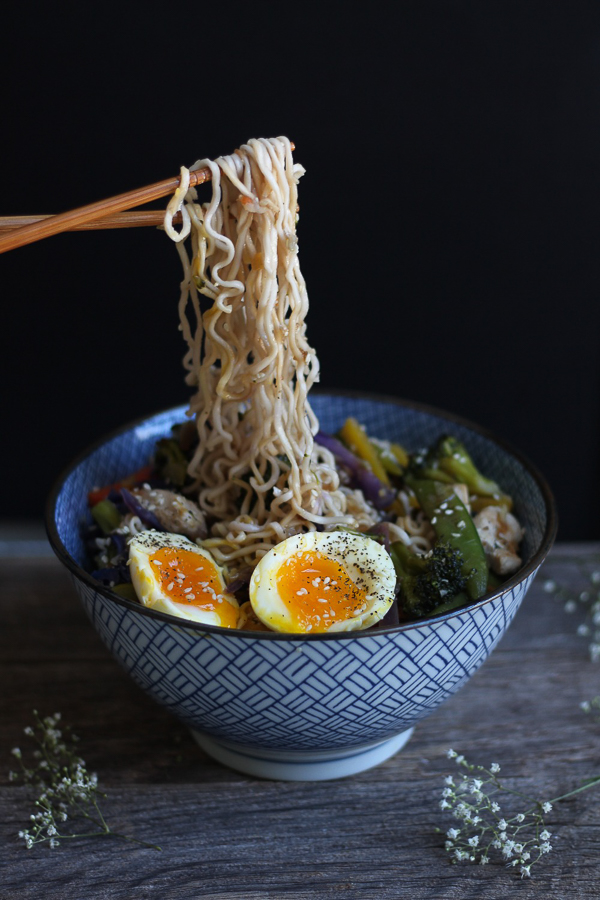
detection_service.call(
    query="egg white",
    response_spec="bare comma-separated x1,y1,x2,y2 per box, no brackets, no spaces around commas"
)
128,530,239,627
249,531,395,634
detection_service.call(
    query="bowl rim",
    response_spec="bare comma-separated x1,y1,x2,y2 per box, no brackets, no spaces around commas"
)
45,390,558,641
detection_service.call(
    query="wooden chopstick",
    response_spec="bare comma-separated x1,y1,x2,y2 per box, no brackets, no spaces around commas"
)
0,210,182,233
0,165,211,254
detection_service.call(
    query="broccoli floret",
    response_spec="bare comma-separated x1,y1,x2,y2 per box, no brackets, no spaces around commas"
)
154,438,190,487
415,543,469,612
395,542,471,619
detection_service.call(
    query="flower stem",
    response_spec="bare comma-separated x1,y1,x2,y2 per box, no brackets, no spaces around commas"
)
550,775,600,804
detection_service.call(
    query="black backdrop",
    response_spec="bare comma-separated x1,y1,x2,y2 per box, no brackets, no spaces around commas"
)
3,1,600,540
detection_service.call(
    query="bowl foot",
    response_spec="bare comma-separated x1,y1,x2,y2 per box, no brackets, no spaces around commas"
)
190,728,414,781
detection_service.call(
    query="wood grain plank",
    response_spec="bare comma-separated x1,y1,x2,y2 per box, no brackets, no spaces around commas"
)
1,548,599,899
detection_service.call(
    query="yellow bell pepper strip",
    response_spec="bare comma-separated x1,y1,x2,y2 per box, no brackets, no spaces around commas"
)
339,418,390,485
391,443,409,468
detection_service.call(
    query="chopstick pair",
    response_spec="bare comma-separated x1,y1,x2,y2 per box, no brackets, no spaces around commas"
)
0,165,212,254
0,141,297,255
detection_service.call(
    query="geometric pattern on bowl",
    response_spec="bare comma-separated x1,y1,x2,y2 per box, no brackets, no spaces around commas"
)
48,394,556,755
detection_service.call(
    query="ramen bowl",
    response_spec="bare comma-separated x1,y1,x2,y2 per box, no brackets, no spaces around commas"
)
47,393,556,781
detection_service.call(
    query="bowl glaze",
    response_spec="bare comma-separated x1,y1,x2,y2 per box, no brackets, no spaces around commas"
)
47,393,556,780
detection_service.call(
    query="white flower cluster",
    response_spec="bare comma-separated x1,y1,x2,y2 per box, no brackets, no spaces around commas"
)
9,711,158,852
580,696,600,718
542,561,600,663
440,750,553,878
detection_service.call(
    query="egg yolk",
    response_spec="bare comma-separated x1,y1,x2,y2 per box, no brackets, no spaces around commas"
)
275,551,369,632
148,546,238,628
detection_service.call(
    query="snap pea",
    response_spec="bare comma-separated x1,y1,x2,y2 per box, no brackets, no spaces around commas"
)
388,543,423,610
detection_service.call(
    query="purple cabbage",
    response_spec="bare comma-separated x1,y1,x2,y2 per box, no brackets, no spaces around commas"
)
91,564,132,585
315,431,396,510
225,567,253,594
120,488,165,531
369,521,392,553
374,598,400,629
110,531,127,557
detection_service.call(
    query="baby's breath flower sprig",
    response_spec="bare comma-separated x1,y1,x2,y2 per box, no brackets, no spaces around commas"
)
438,749,600,878
540,553,600,662
580,696,600,719
8,711,160,851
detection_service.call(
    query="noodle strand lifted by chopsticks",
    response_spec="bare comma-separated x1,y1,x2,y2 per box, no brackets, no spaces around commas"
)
165,138,378,572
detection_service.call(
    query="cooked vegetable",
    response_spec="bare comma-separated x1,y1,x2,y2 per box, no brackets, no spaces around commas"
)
404,474,488,600
154,438,190,488
419,435,512,508
390,443,410,468
112,583,138,601
87,464,154,507
315,431,395,510
90,499,122,534
121,488,164,531
339,418,390,484
128,487,207,540
390,540,469,618
90,564,131,585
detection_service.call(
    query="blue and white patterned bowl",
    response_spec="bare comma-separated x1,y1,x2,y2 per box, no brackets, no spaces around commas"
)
46,393,556,780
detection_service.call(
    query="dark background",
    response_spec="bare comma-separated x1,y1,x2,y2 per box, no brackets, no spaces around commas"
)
2,2,600,540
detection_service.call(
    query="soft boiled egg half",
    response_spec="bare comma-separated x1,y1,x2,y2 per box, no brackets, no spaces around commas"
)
249,531,396,634
128,531,239,628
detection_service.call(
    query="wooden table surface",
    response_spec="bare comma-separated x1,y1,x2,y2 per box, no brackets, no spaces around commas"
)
2,538,600,899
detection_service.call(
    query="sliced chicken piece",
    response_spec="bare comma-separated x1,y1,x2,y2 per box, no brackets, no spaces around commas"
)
132,488,207,540
452,483,470,511
474,505,524,576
